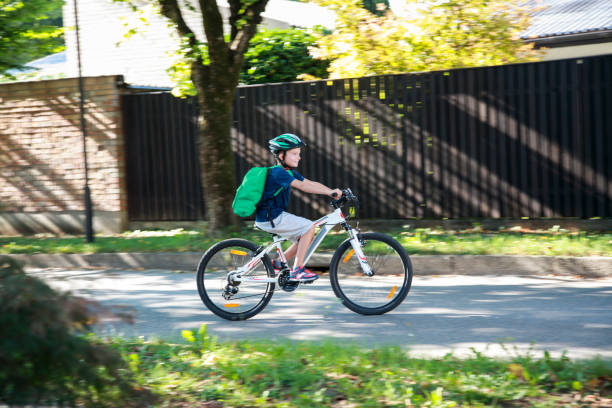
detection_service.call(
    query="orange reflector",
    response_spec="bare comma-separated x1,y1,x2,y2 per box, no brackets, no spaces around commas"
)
343,249,355,263
387,286,397,299
223,303,240,308
230,250,247,256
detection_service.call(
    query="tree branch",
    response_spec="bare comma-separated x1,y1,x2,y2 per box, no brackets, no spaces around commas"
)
159,0,198,56
198,0,228,65
227,0,241,42
228,0,269,61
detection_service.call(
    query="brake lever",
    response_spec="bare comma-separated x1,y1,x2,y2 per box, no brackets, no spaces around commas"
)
330,192,342,208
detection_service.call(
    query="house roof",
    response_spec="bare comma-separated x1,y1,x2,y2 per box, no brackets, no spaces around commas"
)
27,51,67,67
6,50,68,77
521,0,612,40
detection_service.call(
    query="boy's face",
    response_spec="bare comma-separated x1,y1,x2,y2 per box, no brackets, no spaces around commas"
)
281,148,301,168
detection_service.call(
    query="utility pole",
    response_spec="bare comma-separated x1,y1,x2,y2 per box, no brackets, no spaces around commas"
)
73,0,94,242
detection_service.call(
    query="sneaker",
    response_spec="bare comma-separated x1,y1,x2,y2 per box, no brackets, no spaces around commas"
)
271,259,287,273
289,266,319,282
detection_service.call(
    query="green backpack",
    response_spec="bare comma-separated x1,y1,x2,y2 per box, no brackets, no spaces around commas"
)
232,166,292,217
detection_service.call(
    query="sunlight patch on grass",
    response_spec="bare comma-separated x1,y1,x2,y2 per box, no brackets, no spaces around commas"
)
107,325,612,407
1,226,610,256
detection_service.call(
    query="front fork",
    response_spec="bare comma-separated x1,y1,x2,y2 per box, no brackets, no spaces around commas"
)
346,227,374,276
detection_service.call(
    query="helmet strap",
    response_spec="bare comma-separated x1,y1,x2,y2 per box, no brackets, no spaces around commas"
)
275,152,292,169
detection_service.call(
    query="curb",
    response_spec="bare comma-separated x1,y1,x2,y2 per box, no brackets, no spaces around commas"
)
6,252,612,278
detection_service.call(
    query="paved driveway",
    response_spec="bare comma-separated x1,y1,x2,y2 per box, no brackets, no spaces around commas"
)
29,268,612,359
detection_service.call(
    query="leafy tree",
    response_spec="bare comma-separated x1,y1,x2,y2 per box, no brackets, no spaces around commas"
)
312,0,542,79
116,0,274,229
168,27,330,93
0,0,65,77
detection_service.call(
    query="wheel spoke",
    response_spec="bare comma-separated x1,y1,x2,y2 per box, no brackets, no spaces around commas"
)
331,233,412,315
196,239,275,320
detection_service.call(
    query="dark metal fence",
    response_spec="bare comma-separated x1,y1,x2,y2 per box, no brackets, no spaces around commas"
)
123,54,612,221
233,54,612,219
122,93,205,221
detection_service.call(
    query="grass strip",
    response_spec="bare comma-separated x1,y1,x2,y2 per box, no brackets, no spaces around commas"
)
106,325,612,407
1,227,611,256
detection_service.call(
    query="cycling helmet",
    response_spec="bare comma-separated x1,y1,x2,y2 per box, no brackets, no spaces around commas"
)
268,133,307,155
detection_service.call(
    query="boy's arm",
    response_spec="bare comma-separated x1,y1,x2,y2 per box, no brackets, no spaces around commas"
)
291,178,342,197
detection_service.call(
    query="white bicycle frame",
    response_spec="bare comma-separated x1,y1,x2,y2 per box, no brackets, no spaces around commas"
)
232,207,373,284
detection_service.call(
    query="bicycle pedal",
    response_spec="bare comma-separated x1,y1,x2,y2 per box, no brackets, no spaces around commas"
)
281,282,299,292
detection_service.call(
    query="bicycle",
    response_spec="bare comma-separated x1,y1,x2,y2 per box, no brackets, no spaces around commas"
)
196,189,413,320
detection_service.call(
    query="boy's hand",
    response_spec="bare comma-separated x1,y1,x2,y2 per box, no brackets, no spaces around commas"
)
330,188,342,198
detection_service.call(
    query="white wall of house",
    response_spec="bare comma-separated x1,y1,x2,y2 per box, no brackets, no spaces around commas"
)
540,42,612,61
62,0,334,87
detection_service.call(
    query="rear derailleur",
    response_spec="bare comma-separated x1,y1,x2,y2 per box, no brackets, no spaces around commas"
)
222,284,239,300
223,272,240,299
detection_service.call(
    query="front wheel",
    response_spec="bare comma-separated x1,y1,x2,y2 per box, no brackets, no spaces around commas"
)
196,239,275,321
329,232,412,315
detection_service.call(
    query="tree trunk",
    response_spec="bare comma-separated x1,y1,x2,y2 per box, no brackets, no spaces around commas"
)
193,64,240,230
157,0,268,230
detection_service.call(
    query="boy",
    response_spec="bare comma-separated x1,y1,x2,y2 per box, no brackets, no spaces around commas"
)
255,133,342,282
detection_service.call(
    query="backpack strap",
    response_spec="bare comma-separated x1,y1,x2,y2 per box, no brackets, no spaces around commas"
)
256,167,294,228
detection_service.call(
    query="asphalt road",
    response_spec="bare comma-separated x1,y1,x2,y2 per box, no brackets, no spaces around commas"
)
29,268,612,359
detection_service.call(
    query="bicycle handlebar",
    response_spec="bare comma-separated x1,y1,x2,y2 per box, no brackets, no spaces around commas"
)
330,188,359,210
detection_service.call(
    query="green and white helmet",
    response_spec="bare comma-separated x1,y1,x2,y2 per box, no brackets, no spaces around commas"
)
268,133,307,155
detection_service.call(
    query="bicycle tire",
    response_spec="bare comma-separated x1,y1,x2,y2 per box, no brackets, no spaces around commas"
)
329,232,412,315
196,239,275,321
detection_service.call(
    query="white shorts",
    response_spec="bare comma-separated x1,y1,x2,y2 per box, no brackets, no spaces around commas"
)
254,212,314,243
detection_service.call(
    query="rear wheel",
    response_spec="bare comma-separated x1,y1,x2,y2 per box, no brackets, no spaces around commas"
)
329,232,412,315
196,239,275,320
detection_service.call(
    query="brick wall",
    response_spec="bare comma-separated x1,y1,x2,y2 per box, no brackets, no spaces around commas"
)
0,75,127,234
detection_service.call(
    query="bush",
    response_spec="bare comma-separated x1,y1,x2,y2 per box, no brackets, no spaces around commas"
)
240,28,330,84
168,27,331,96
0,256,151,407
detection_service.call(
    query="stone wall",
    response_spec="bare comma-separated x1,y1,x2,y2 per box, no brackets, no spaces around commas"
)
0,75,127,234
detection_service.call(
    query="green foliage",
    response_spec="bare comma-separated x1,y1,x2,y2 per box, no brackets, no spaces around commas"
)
395,227,612,256
168,28,329,96
241,28,330,84
0,256,150,406
112,332,612,406
2,312,609,406
312,0,543,79
1,227,610,256
361,0,388,16
166,37,207,97
0,0,65,77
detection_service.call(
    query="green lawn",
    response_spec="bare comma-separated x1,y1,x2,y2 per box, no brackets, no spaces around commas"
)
3,250,612,407
1,226,611,256
103,325,612,407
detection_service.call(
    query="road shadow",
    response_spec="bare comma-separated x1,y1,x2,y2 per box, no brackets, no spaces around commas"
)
31,269,612,358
